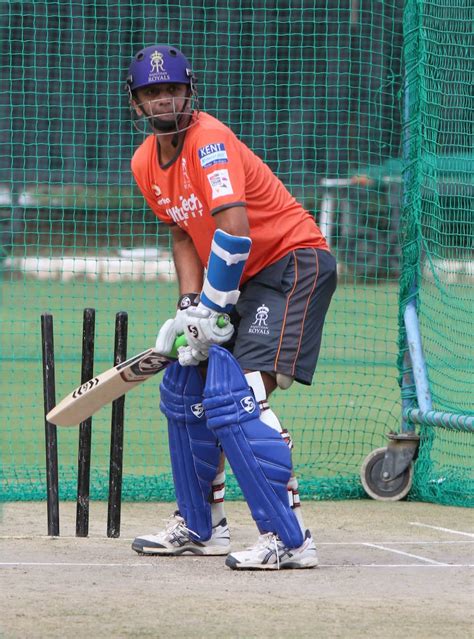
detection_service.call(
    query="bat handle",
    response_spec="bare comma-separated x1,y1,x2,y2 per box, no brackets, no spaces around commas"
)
169,313,230,358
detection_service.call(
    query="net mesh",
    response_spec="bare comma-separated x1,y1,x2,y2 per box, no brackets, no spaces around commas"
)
398,0,473,506
0,1,471,506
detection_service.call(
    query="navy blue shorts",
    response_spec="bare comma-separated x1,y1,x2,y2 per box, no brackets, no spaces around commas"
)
229,248,337,385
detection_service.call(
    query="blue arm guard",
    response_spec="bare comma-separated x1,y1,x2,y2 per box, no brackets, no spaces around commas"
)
200,229,252,313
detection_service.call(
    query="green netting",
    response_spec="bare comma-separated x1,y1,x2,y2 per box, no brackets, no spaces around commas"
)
0,1,471,507
398,0,473,506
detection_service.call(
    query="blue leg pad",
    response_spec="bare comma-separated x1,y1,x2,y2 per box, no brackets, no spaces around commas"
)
160,362,220,541
203,346,304,549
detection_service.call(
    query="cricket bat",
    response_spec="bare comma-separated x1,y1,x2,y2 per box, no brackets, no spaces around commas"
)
46,335,187,427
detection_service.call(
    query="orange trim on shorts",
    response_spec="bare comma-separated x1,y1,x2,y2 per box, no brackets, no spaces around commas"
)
291,248,319,376
274,251,298,371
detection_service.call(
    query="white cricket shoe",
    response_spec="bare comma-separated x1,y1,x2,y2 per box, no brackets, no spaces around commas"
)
225,529,318,570
132,512,231,556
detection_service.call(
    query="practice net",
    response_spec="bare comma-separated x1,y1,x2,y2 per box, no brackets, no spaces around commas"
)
0,1,471,507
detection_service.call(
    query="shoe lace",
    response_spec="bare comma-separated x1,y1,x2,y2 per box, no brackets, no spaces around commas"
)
162,513,200,540
255,533,282,570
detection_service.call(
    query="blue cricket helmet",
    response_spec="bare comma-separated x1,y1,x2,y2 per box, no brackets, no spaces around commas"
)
126,44,195,94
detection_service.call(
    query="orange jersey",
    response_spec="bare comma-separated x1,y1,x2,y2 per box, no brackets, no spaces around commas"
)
131,112,329,282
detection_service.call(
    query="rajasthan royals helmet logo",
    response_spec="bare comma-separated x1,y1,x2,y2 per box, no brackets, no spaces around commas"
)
240,396,256,414
150,51,165,73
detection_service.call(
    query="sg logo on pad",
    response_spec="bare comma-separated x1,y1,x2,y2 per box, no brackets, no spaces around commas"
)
191,403,205,419
240,396,256,413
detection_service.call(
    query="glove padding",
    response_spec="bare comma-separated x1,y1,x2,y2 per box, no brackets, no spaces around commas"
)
155,311,186,356
183,303,234,353
177,344,208,367
155,309,208,367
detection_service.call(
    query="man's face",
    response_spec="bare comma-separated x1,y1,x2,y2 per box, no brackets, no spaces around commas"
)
133,83,188,122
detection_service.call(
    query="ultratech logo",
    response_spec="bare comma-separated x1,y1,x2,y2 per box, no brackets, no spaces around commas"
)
248,304,270,335
166,193,203,225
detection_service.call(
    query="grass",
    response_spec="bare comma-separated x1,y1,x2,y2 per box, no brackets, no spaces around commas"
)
3,277,469,505
0,278,403,500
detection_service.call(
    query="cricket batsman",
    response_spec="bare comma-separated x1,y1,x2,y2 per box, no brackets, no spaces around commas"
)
126,45,337,570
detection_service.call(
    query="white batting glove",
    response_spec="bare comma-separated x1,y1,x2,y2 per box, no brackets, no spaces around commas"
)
155,317,180,356
155,293,200,357
155,320,208,366
183,302,234,353
177,344,208,367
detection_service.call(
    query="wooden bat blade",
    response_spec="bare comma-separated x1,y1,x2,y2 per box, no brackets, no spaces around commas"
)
46,348,173,427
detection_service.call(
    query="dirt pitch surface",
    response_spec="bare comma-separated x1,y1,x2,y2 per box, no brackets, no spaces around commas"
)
1,500,473,638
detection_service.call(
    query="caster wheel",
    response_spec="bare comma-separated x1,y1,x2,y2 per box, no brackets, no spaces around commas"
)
360,447,413,501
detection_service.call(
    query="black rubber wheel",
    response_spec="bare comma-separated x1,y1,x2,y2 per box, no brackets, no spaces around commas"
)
360,447,413,501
